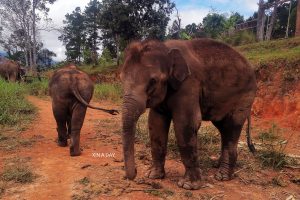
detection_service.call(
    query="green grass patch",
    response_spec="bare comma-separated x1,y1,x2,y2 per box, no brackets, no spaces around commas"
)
0,79,35,127
237,37,300,68
1,157,36,184
93,83,122,102
25,79,49,96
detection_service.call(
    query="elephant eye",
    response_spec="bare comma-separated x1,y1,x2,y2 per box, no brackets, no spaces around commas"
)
146,78,157,94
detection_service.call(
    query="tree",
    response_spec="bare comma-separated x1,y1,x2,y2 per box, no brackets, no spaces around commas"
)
0,0,56,72
296,0,300,36
224,12,244,31
83,0,102,65
184,23,206,38
59,7,86,63
202,13,226,38
272,0,298,38
100,0,174,65
37,48,56,69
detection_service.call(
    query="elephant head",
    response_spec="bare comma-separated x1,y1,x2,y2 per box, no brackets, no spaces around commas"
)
120,40,190,179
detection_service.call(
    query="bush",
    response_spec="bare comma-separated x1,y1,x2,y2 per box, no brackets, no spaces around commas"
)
26,79,49,96
93,83,122,102
221,30,256,46
0,79,35,126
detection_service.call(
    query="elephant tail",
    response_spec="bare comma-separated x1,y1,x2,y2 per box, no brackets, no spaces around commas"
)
71,86,119,115
246,115,256,154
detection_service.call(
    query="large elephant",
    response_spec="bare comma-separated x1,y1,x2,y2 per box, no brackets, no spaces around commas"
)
120,39,257,190
0,57,25,82
49,65,118,156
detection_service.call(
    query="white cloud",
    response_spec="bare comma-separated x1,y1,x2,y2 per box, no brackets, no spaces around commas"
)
173,7,210,27
40,0,90,61
39,0,259,61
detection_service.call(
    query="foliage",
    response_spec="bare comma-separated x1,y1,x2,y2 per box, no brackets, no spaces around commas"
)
202,13,226,39
272,0,298,38
26,79,49,96
93,83,122,102
59,7,86,63
221,30,256,46
0,79,35,126
0,0,57,71
98,48,115,67
83,0,102,65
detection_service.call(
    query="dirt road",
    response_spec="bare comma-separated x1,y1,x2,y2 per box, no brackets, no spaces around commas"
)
1,96,299,200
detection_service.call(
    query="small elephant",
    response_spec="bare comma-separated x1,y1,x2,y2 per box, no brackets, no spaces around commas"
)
120,39,257,190
49,65,118,156
0,57,25,82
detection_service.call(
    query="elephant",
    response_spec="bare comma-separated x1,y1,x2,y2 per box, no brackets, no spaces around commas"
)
120,39,257,190
0,57,25,82
49,65,118,156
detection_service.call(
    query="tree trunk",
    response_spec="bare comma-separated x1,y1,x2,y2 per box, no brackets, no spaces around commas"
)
265,3,278,40
257,0,266,41
296,0,300,36
115,34,120,66
32,0,38,75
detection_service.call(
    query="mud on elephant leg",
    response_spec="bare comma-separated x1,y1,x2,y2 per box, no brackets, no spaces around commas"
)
173,113,201,190
146,109,171,179
213,117,243,181
69,103,87,156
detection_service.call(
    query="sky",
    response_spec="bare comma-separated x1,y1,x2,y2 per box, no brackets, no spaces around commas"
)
6,0,260,61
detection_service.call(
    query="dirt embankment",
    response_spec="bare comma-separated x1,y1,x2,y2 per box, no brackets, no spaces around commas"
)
252,64,300,131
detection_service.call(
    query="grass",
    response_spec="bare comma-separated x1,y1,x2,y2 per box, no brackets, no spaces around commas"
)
0,79,35,127
93,83,122,102
255,124,298,170
79,64,119,75
25,79,49,96
78,177,90,186
1,157,35,184
238,37,300,82
237,37,300,66
0,131,35,151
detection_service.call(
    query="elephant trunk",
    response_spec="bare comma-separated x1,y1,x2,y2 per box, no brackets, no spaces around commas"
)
122,95,145,180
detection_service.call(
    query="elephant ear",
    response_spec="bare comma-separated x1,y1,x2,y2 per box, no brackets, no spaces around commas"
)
168,48,191,90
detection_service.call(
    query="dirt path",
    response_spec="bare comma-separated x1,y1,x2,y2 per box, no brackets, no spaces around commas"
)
1,96,299,200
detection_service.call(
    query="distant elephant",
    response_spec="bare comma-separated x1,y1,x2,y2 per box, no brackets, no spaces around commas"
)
120,39,257,190
0,57,25,82
49,65,118,156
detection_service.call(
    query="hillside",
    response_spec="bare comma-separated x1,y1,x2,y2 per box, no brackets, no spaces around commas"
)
237,37,300,69
237,37,300,131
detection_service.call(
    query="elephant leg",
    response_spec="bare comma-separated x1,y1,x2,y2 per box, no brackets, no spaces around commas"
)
52,103,68,147
212,115,245,181
213,93,254,181
146,108,171,179
67,116,71,139
69,102,87,156
173,105,201,190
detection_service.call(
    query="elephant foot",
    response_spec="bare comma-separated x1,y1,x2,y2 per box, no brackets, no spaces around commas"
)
70,146,81,156
177,168,201,190
57,138,68,147
214,166,233,181
146,166,165,179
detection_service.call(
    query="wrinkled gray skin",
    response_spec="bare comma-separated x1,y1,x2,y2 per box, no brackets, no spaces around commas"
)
120,39,257,190
0,58,25,82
